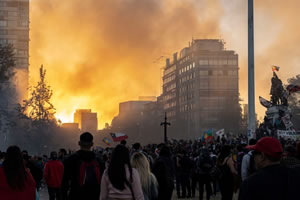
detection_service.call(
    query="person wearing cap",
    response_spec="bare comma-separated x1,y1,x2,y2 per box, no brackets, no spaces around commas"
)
61,132,105,200
238,137,300,200
44,151,64,200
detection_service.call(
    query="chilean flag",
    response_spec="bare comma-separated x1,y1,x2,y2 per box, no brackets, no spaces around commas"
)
110,133,128,142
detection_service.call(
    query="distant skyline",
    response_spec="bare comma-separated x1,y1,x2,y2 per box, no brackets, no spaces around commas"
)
28,0,299,128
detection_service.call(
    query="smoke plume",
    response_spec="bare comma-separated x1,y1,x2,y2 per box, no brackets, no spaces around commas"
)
30,0,299,127
30,0,223,127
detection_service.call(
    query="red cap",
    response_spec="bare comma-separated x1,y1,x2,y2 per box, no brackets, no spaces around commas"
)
246,137,283,158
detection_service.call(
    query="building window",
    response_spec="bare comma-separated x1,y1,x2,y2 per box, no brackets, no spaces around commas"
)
8,12,18,17
209,59,218,65
0,39,7,45
212,71,219,76
199,81,208,89
7,39,17,45
164,65,176,76
0,20,7,27
228,59,237,65
199,59,209,65
7,2,19,7
0,11,8,16
19,21,29,27
228,70,237,76
0,30,7,35
18,50,28,56
199,70,208,76
220,59,227,65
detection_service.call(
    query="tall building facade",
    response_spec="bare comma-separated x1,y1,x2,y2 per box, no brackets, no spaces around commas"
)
74,109,98,133
161,39,241,139
0,0,29,100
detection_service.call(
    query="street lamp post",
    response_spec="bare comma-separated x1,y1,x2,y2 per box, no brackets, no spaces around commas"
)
248,0,256,139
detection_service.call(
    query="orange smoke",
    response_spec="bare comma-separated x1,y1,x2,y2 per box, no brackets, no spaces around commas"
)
29,0,223,128
29,0,299,128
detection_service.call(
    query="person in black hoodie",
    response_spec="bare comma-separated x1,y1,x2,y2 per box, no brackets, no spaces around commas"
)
61,132,105,200
22,151,43,191
152,145,175,200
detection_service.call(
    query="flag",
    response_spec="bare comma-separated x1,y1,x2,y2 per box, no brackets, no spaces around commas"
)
286,84,300,94
103,137,111,146
259,96,272,108
216,129,225,137
203,129,213,141
110,132,128,142
272,65,280,71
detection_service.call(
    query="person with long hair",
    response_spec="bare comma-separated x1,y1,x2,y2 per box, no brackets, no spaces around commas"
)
0,145,36,200
131,152,158,200
217,145,238,200
100,145,144,200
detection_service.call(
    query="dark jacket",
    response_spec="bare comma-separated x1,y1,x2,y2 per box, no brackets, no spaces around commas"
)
152,155,175,200
238,164,300,200
61,150,105,200
26,160,43,186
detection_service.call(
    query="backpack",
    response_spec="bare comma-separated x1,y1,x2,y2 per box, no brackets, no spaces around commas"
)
198,155,213,173
237,152,245,177
210,157,230,180
197,155,213,173
79,160,101,186
248,153,256,175
209,165,222,180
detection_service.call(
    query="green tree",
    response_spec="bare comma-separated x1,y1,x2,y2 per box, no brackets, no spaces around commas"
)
20,65,56,123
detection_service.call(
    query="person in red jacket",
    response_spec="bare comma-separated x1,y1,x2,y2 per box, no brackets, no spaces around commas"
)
0,145,36,200
44,151,64,200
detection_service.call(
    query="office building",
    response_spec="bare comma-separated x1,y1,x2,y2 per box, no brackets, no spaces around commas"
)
0,0,29,100
74,109,98,133
160,39,241,138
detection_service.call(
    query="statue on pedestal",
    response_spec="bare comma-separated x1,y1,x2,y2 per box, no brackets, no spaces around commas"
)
258,70,294,138
270,72,288,106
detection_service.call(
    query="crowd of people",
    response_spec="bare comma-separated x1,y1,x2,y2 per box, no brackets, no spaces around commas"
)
0,132,300,200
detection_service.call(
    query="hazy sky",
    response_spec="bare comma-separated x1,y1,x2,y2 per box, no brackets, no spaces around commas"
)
29,0,300,128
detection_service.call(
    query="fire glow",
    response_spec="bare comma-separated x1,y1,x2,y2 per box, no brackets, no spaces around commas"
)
29,0,300,128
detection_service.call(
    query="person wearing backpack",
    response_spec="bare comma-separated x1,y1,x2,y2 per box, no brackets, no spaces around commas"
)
197,149,213,200
177,150,193,198
100,145,144,200
241,139,257,181
217,145,238,200
44,151,64,200
61,132,105,200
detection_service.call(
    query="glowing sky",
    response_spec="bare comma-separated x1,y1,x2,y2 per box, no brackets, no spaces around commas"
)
29,0,300,128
